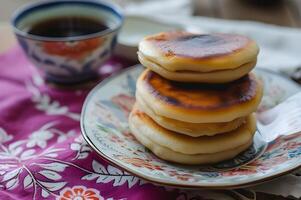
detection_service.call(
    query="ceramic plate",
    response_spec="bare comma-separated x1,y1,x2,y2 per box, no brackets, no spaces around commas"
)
81,65,301,189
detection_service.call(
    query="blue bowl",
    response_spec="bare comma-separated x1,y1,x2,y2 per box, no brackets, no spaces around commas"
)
12,0,123,84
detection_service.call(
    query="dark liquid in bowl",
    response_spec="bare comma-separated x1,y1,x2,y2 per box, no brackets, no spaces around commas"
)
27,16,109,37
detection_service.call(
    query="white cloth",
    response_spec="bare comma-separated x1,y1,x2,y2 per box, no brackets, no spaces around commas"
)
112,0,193,16
249,172,301,198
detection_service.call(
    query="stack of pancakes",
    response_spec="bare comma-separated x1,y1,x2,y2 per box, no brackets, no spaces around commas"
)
129,31,263,165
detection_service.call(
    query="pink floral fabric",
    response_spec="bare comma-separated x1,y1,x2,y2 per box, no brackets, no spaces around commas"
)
0,47,188,200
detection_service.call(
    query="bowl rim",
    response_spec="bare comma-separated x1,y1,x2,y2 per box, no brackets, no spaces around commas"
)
11,0,124,42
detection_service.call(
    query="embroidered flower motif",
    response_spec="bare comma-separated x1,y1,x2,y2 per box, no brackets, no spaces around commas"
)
70,136,92,160
27,129,54,148
58,186,103,200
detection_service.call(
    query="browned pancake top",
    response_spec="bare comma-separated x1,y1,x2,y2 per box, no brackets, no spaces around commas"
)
142,70,258,110
145,32,251,59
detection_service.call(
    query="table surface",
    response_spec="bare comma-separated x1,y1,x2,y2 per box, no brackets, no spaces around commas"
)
195,0,301,27
0,1,300,199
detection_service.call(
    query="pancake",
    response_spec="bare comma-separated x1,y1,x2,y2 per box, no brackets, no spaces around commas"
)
129,107,254,164
138,52,256,83
137,69,263,123
131,130,252,165
136,98,245,137
129,105,256,154
138,31,259,73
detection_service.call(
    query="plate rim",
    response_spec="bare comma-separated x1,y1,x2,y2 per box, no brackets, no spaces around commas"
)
80,65,301,189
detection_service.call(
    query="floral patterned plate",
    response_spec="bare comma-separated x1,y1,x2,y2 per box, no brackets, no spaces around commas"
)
81,65,301,189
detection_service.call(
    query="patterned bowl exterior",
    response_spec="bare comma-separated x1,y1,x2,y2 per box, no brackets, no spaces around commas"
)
12,0,123,84
81,65,301,188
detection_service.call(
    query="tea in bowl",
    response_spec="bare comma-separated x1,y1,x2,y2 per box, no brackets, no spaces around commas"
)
12,0,123,84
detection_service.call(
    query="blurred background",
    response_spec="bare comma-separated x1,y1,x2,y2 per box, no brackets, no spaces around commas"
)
1,0,301,26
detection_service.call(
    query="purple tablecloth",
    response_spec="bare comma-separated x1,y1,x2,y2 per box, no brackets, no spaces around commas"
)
0,47,193,200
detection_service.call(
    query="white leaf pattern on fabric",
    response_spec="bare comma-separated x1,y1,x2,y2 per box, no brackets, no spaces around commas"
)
8,140,25,151
26,122,57,148
0,122,76,199
20,149,35,160
39,170,62,181
127,177,139,188
6,178,19,190
32,74,44,86
81,173,99,180
41,189,50,198
70,136,92,160
57,135,67,143
23,174,33,189
35,162,68,172
81,145,91,152
42,147,65,158
45,153,58,158
39,181,67,192
78,152,89,159
12,147,23,156
139,179,146,185
70,143,81,150
0,153,12,159
107,165,123,175
114,177,129,187
96,175,114,184
0,128,13,143
0,165,18,175
0,73,144,199
2,168,21,182
26,80,81,121
56,130,76,143
92,160,107,174
82,160,141,188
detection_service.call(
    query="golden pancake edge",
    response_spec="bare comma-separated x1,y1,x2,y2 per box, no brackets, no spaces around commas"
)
136,69,263,123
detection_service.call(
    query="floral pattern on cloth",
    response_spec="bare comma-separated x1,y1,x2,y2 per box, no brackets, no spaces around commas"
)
58,186,103,200
0,47,173,200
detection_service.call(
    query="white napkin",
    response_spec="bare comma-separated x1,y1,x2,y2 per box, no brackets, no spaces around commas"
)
249,173,301,198
257,92,301,142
